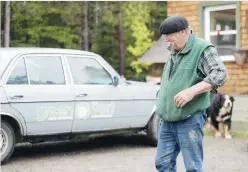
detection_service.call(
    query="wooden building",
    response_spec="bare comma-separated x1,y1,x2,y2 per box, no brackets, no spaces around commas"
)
140,1,248,94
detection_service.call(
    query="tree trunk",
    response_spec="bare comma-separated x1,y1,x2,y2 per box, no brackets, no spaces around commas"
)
0,2,1,47
82,1,88,51
95,1,99,33
4,1,10,47
117,5,125,77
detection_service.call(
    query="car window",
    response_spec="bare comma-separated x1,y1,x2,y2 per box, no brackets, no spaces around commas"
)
67,56,113,85
25,56,65,85
7,58,28,85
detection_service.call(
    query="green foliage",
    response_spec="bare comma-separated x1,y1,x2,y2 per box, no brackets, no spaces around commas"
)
10,2,80,48
2,1,167,81
124,2,154,57
123,2,155,80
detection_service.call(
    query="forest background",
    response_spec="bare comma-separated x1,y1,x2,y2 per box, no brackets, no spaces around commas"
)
1,1,167,81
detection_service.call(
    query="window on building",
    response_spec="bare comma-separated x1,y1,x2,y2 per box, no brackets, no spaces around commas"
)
204,4,236,61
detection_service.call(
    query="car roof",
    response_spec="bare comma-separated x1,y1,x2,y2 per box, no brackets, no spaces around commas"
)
0,47,99,57
0,47,101,79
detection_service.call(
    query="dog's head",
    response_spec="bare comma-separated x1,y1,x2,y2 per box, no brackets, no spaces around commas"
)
219,94,235,116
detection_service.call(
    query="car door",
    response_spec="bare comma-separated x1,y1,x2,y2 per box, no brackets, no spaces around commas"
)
2,54,74,135
65,55,142,132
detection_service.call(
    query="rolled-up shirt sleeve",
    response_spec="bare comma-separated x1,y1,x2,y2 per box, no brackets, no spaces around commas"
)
198,46,228,90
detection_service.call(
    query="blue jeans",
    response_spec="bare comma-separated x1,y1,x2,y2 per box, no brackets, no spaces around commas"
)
155,111,206,172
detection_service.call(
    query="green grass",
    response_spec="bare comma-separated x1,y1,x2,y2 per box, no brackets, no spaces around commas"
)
232,131,248,138
203,127,248,139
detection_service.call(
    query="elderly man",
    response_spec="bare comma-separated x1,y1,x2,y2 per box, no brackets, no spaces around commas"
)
155,15,228,172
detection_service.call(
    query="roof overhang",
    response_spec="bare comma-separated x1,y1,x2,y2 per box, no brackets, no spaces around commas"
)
139,36,170,63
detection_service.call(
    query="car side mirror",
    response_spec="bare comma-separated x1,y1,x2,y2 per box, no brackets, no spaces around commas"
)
113,76,119,86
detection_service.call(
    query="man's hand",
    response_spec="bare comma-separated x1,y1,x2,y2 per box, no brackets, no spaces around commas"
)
174,81,213,108
174,88,195,107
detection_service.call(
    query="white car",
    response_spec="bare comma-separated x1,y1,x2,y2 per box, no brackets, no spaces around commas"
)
0,48,160,163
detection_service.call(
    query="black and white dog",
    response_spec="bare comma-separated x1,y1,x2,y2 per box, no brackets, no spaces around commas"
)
206,92,235,139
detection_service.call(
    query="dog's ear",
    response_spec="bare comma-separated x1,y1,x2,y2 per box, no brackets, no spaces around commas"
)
230,96,235,102
219,93,225,103
214,93,223,107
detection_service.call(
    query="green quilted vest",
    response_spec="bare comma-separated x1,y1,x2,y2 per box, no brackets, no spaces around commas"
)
156,34,213,122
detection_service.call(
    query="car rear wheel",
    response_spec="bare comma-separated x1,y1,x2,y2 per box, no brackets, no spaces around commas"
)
146,114,161,146
1,120,15,164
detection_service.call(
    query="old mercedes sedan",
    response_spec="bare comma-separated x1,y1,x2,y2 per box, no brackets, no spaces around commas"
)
0,48,160,163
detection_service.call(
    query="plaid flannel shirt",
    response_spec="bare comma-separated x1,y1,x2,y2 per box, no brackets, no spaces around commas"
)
170,45,228,91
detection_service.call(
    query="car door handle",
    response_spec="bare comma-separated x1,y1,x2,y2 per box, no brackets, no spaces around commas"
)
10,95,24,99
76,93,88,97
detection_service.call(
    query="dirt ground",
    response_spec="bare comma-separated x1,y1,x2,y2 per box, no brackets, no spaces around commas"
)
1,134,248,172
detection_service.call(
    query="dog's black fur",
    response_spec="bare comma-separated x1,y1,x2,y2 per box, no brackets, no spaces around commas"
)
206,92,235,138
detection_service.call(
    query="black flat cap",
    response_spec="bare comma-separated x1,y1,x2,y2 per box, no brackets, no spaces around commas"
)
159,15,189,35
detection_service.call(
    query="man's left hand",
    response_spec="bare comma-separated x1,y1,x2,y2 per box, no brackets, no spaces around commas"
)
174,88,196,108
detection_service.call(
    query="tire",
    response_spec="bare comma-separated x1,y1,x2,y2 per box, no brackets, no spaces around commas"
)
1,120,15,164
146,114,161,146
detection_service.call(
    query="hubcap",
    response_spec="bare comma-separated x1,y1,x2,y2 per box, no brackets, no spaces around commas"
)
0,128,8,157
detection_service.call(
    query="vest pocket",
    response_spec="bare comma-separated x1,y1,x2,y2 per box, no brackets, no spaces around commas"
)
177,62,194,70
172,68,194,79
155,89,167,119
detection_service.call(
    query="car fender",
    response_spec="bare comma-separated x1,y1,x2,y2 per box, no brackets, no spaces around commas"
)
151,105,156,117
145,105,156,126
0,105,27,136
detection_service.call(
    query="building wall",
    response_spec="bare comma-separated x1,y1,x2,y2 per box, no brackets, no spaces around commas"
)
221,58,248,94
167,1,248,94
167,2,200,36
241,2,248,49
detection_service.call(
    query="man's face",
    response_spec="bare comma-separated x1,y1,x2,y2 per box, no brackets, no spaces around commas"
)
163,31,182,51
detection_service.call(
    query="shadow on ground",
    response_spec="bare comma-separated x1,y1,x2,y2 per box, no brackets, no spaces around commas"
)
6,133,152,164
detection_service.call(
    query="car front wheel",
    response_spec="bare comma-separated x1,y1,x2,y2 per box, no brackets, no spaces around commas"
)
1,120,15,164
146,114,161,146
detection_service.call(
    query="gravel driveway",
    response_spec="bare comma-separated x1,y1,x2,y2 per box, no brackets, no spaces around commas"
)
1,135,248,172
